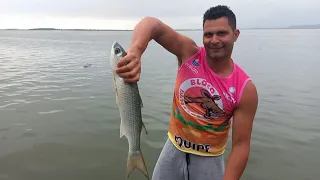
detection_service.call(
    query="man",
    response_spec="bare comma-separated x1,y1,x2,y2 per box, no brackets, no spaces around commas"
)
116,5,258,180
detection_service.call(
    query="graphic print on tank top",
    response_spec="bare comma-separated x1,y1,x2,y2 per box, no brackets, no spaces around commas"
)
181,78,226,119
173,77,232,134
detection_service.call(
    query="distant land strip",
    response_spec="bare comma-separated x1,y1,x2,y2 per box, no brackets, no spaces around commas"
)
1,24,320,31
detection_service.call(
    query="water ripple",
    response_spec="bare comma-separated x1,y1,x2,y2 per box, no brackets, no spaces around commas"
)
38,110,65,115
0,103,19,109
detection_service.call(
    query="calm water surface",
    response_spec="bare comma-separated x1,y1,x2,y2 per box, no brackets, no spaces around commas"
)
0,29,319,180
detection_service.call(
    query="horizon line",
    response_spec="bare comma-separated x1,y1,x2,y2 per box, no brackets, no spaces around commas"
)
1,25,320,31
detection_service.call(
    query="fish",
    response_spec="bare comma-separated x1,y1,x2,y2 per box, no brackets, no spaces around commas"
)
109,41,149,179
83,63,92,68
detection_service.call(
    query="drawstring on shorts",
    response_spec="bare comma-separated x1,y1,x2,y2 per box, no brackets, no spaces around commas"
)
186,153,190,180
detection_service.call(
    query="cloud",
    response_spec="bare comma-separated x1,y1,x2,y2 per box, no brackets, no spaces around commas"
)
1,0,319,29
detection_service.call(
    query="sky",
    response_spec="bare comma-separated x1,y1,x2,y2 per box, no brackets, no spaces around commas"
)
0,0,319,29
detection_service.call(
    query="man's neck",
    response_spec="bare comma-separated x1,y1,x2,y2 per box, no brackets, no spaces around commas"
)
206,56,234,77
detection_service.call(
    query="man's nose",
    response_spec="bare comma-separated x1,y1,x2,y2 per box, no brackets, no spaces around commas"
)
210,35,219,43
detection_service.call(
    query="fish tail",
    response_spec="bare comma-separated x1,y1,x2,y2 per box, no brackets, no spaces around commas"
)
126,152,149,180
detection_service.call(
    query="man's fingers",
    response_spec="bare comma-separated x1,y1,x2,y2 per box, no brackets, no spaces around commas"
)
116,59,136,74
118,66,140,79
116,64,128,74
117,56,131,68
114,53,141,83
123,74,140,84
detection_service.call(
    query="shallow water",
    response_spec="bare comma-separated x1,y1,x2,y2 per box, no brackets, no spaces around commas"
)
0,29,319,180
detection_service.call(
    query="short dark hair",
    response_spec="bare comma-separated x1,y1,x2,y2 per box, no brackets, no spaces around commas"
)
203,5,237,30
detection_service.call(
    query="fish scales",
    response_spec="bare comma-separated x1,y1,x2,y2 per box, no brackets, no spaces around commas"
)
116,78,143,153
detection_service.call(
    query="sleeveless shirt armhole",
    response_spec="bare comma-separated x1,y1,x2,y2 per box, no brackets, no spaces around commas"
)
236,78,251,107
178,46,202,71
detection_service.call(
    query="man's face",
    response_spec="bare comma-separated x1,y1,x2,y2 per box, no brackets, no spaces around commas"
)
203,17,240,61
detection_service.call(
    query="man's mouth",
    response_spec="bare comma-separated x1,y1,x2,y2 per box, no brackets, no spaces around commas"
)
209,47,223,51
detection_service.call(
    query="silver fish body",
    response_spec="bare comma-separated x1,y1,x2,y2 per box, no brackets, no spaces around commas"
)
109,41,149,179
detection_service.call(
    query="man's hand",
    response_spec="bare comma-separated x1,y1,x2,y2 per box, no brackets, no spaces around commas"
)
116,49,142,83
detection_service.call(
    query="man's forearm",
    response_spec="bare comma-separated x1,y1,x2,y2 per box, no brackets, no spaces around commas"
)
128,16,162,55
223,144,250,180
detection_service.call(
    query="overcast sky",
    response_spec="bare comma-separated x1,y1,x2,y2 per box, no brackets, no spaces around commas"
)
0,0,319,29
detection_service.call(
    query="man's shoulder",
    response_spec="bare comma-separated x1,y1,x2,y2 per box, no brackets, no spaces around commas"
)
239,80,258,108
233,61,250,76
232,60,257,108
179,45,202,65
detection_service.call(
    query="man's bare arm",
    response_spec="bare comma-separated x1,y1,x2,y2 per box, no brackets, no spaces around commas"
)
223,81,258,180
128,16,199,63
116,16,199,83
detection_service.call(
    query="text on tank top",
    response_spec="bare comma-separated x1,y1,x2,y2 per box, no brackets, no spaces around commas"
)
168,46,251,156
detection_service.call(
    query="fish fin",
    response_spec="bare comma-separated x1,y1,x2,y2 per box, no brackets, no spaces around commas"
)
141,122,148,135
126,153,149,180
120,121,125,138
140,96,144,108
136,83,143,108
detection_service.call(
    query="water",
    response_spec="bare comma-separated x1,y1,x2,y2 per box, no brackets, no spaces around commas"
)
0,29,319,180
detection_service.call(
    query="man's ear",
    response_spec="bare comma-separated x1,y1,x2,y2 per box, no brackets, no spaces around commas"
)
234,29,240,42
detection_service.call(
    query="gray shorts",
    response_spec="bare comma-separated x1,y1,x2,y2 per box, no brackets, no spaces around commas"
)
152,138,225,180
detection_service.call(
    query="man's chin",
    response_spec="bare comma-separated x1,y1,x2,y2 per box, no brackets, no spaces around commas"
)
208,53,222,60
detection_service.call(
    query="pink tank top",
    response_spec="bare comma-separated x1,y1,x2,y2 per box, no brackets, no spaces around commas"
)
168,46,251,156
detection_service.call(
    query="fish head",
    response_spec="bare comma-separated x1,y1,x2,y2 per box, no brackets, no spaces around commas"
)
110,41,127,71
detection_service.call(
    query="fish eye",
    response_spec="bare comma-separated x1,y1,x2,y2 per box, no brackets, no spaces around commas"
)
114,48,121,54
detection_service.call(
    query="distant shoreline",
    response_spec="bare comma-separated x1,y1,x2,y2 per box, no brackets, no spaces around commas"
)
1,28,135,31
1,25,320,31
